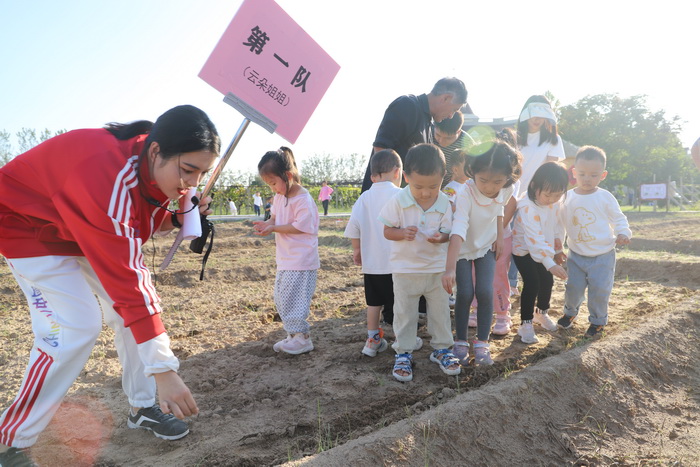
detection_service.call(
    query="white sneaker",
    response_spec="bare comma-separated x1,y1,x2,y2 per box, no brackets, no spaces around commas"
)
468,311,477,328
517,322,539,344
533,309,558,331
278,333,314,355
448,294,456,309
492,315,512,335
362,330,388,357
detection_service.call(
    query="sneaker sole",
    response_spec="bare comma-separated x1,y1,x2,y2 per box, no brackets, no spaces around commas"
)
127,420,190,441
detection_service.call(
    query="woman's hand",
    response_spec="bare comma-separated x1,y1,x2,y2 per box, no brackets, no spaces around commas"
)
197,194,213,216
154,371,198,419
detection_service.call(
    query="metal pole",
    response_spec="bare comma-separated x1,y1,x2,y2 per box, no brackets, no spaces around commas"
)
200,117,251,200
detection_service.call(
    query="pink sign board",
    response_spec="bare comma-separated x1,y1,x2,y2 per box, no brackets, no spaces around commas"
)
199,0,340,144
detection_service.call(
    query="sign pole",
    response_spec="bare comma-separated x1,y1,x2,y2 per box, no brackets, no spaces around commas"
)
200,117,251,200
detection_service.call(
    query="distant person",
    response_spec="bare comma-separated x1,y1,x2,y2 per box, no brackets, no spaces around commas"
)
379,144,459,381
361,77,468,193
318,180,334,216
253,191,263,217
344,149,402,356
0,105,217,465
557,146,631,337
442,134,522,366
264,197,272,221
692,136,700,170
512,162,569,344
434,110,475,188
228,198,237,216
253,147,319,355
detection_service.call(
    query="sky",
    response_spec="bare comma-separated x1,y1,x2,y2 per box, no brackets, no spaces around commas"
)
1,0,699,176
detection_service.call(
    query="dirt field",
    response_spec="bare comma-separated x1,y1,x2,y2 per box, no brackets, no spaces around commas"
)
1,211,699,466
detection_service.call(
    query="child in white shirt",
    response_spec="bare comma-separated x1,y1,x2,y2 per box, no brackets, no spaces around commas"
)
557,146,631,337
344,149,402,356
379,144,459,382
512,162,569,344
442,135,521,365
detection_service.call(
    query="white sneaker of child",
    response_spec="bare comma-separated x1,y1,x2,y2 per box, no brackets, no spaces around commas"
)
279,333,314,355
517,322,539,344
533,308,558,331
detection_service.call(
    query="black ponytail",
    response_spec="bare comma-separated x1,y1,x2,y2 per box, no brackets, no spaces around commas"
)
104,121,153,140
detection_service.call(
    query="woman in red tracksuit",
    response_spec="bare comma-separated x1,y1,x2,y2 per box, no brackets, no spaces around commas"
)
0,105,219,464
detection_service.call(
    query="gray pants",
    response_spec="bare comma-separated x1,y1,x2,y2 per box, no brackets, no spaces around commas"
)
454,250,496,342
563,249,616,326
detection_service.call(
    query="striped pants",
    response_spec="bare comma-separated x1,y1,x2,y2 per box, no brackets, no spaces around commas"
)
0,256,157,448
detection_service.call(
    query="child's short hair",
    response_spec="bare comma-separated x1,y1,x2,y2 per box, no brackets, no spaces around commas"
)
575,145,607,168
370,149,402,176
258,146,300,197
404,143,445,176
465,133,522,188
451,149,467,168
527,161,569,202
435,110,464,136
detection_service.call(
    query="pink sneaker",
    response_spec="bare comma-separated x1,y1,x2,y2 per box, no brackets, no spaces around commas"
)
492,315,512,335
273,334,292,352
278,333,314,355
468,311,477,328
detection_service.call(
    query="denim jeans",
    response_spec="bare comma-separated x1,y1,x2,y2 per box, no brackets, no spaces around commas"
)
454,250,496,341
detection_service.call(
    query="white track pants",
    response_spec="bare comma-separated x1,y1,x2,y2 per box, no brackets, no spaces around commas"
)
0,256,156,448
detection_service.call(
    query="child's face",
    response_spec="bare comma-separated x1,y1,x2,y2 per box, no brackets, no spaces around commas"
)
535,188,565,206
261,173,288,195
404,171,443,207
573,158,607,194
473,169,508,198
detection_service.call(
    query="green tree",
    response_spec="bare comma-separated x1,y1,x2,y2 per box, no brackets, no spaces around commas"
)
301,152,366,184
0,128,66,167
0,130,12,166
557,94,691,188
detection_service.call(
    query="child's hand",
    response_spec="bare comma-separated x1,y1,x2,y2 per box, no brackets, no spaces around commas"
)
252,220,274,236
442,270,456,294
554,252,567,265
403,226,418,241
492,238,504,260
548,264,568,280
352,249,362,266
616,234,630,246
427,231,447,244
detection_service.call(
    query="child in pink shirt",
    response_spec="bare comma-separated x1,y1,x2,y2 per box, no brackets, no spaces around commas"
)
254,147,320,355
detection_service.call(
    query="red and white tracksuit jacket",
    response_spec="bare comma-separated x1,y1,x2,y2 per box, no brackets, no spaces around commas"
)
0,129,177,447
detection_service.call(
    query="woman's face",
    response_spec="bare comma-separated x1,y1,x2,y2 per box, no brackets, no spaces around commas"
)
527,117,545,133
150,144,217,200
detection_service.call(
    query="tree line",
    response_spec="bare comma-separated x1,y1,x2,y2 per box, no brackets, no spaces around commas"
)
2,93,696,197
